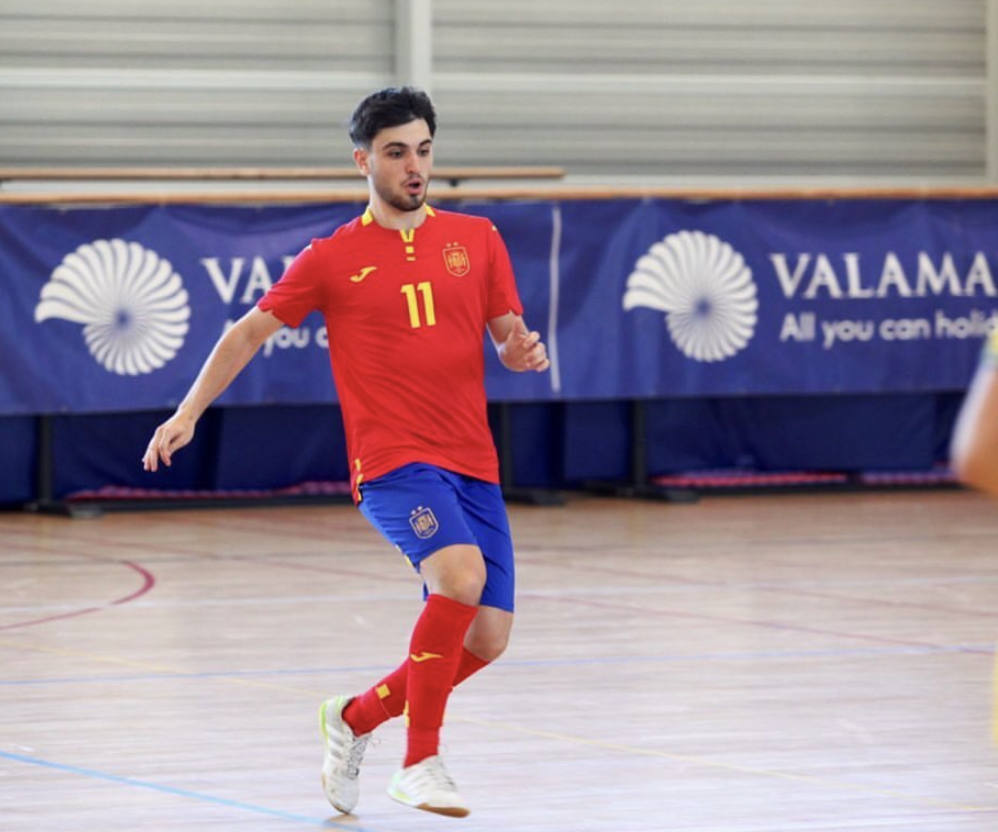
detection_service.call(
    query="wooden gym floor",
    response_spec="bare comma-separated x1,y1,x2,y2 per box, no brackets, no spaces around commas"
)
2,490,997,831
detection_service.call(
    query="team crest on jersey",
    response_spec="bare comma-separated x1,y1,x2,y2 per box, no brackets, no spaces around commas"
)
409,506,439,539
443,244,471,277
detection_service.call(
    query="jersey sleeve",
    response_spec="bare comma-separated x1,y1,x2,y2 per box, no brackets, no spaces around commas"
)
257,241,325,328
486,223,524,320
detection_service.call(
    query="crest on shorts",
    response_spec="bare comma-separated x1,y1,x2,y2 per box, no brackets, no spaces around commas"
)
443,244,470,277
409,505,439,539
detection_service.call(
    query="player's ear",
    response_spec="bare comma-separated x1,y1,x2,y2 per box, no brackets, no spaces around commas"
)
353,147,370,176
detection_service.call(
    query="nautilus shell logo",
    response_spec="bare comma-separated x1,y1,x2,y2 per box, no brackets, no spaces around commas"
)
35,239,191,375
623,230,758,362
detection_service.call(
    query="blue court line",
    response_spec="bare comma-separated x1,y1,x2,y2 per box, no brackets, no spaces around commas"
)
1,642,991,687
0,749,377,831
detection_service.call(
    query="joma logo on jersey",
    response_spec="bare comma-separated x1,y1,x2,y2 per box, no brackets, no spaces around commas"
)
443,244,470,277
409,506,439,539
349,266,378,283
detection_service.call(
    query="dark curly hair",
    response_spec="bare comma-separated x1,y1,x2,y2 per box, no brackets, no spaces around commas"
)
348,87,437,149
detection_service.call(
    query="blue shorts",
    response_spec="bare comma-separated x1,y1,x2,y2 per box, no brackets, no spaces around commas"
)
358,462,515,612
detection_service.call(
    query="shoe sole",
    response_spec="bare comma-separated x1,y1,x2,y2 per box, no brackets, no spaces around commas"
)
416,803,470,818
388,790,470,818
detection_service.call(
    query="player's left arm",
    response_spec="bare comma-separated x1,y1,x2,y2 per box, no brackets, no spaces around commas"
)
488,312,550,373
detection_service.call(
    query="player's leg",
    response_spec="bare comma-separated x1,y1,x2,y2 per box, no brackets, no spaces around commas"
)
382,469,518,816
321,464,481,815
401,470,517,757
383,542,481,816
402,542,484,763
384,473,519,814
456,471,517,663
346,467,516,726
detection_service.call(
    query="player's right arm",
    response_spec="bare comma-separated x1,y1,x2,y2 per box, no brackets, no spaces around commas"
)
951,364,998,498
951,330,998,497
142,307,284,471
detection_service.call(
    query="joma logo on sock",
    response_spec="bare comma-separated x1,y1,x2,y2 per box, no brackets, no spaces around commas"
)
410,652,444,663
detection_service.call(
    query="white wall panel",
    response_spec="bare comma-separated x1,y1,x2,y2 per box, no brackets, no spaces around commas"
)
0,0,990,178
433,0,987,178
0,0,394,165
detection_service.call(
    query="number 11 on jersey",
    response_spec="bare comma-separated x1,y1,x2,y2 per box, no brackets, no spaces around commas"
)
401,282,436,328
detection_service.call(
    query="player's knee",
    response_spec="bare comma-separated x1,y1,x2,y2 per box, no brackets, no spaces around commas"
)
464,628,509,662
464,608,513,661
434,561,486,606
439,572,485,606
422,544,487,605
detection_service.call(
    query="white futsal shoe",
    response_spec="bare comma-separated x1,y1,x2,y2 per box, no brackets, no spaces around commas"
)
387,754,470,817
319,695,370,814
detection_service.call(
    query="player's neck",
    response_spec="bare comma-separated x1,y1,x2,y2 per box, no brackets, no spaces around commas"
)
366,197,428,231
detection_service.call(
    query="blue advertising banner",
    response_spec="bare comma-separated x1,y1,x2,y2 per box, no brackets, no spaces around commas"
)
1,198,995,414
560,199,998,399
0,201,554,414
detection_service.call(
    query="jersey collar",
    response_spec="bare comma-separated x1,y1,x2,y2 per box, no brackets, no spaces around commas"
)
361,204,436,227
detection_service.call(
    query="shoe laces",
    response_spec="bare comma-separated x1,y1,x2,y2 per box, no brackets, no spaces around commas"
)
413,756,457,793
344,733,369,778
329,724,370,778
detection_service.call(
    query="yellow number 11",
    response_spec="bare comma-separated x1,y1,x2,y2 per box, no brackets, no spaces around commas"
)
400,282,436,328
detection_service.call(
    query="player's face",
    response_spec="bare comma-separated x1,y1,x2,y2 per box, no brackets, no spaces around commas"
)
355,119,433,213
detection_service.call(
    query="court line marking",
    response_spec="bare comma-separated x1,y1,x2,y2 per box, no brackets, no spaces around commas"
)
548,593,995,655
2,528,415,586
519,553,998,621
1,642,993,687
0,749,372,831
0,556,155,632
13,535,981,606
0,636,328,698
5,578,998,611
1,635,994,814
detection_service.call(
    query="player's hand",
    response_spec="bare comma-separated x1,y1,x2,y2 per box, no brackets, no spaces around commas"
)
142,412,196,472
500,318,550,373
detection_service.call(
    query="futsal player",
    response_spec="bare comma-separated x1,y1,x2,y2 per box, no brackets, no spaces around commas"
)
951,328,998,498
142,87,549,818
950,328,998,745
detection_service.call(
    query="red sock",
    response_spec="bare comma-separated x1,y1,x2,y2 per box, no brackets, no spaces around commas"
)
453,647,489,687
344,647,492,736
342,661,408,736
404,594,478,767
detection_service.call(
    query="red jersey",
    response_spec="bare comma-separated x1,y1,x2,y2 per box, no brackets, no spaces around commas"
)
258,205,523,498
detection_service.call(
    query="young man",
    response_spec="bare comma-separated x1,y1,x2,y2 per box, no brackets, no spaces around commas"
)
142,87,549,818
